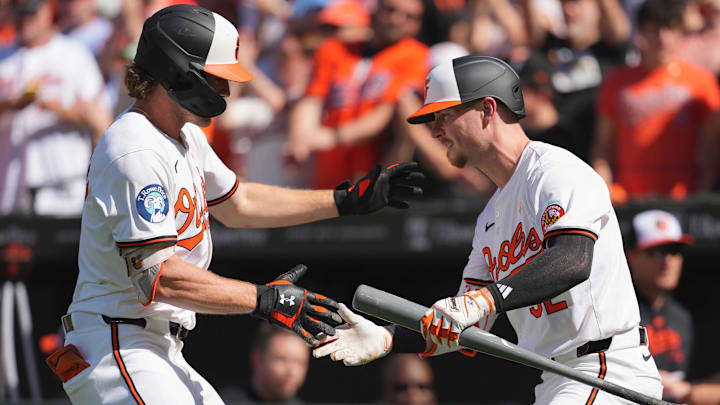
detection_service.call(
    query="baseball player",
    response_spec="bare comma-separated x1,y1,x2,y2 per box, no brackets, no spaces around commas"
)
314,55,663,404
45,5,423,405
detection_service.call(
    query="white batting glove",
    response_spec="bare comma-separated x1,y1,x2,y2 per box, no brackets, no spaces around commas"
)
419,289,494,358
313,303,393,366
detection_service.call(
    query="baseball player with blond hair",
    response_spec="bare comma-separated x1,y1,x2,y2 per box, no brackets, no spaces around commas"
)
45,5,423,404
314,55,663,404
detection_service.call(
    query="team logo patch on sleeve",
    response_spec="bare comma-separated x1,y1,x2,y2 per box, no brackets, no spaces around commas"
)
541,204,565,234
136,184,169,223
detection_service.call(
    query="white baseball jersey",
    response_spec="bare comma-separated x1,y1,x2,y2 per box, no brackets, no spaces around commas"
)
67,111,238,329
0,34,110,215
458,141,640,357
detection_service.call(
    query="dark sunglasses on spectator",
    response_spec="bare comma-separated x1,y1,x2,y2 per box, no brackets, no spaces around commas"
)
644,244,684,259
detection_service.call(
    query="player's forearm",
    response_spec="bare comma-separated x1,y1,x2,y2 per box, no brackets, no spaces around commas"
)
154,255,258,314
211,182,338,228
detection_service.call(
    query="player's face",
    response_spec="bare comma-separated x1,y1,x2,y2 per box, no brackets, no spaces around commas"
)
431,103,479,168
253,334,309,401
629,244,684,292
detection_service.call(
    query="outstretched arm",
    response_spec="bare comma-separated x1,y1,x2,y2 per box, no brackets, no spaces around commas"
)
210,162,424,228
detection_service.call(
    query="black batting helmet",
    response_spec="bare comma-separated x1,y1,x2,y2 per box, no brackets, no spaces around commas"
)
134,5,252,118
407,55,525,124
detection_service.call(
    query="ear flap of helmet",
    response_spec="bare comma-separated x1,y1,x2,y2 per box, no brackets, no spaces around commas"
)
167,67,227,118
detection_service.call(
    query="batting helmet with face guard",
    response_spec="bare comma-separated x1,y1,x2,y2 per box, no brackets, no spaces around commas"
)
134,4,252,118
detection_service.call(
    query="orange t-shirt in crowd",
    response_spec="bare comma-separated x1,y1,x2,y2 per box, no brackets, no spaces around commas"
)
305,37,429,189
597,59,720,197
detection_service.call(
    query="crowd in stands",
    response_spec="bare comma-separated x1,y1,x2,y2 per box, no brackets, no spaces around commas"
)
2,0,720,216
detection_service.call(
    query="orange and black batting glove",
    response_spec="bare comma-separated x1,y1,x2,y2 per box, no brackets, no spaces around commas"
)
253,264,342,345
334,162,424,216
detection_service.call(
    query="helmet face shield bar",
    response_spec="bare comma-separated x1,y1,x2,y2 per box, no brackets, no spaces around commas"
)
134,5,252,118
407,55,525,124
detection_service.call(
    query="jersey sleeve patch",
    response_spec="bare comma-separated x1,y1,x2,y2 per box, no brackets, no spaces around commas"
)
541,204,565,234
135,184,170,223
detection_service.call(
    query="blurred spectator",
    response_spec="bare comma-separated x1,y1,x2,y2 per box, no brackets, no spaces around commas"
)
591,0,720,201
676,0,720,78
391,42,495,196
626,210,694,401
218,30,315,187
0,0,112,216
417,0,467,47
466,0,528,59
522,0,631,162
381,354,437,405
222,322,310,403
58,0,113,58
287,0,430,189
0,0,16,55
663,372,720,405
97,0,146,114
518,51,581,158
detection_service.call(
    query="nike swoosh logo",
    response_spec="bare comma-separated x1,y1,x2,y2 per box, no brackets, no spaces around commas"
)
643,353,651,362
485,222,495,232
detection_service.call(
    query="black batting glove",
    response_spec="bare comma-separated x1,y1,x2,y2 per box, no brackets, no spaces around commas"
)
334,162,424,216
253,264,342,345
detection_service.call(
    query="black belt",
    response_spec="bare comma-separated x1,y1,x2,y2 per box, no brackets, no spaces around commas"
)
101,315,189,340
574,327,648,358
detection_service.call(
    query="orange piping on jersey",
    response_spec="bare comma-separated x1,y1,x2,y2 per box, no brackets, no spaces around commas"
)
116,236,177,248
111,324,146,405
585,352,607,404
543,229,598,245
207,177,239,206
141,262,164,307
464,278,492,287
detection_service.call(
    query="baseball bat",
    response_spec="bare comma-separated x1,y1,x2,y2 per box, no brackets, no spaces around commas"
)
352,284,680,405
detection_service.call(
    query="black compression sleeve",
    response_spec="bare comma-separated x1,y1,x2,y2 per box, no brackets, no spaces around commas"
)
485,232,595,314
385,325,427,353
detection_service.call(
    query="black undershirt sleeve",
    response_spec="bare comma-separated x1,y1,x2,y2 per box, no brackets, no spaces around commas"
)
485,233,595,314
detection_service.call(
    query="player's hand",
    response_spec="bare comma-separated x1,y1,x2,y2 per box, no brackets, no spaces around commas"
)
419,289,494,358
313,303,393,366
253,264,342,345
333,162,424,216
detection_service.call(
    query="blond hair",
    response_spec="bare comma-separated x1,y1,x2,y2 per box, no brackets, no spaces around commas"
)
124,63,157,100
